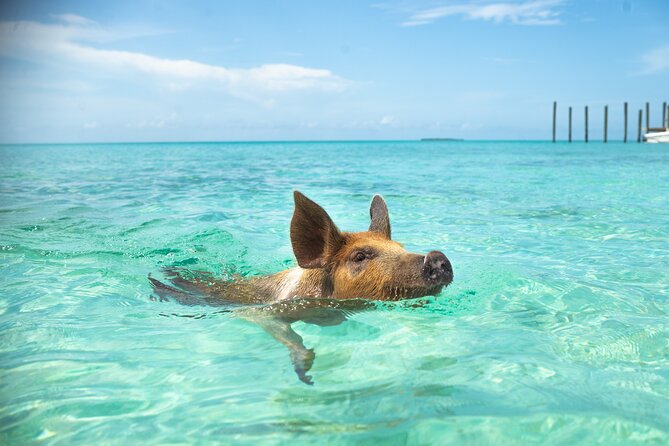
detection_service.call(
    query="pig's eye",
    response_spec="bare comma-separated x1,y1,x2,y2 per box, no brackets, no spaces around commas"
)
350,248,376,264
352,251,367,263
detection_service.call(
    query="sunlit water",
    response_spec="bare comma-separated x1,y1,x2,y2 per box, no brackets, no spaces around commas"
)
1,141,668,445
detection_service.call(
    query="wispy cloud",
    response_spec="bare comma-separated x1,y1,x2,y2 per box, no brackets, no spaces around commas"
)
346,115,398,129
401,0,564,26
49,13,97,26
380,115,395,125
0,16,348,100
638,44,669,75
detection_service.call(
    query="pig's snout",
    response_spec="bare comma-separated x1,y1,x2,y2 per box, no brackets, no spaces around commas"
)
422,251,453,285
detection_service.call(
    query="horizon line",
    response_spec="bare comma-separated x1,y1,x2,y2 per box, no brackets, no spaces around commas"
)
0,138,609,146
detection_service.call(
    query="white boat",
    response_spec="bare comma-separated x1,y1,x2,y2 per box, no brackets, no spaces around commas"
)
645,128,669,143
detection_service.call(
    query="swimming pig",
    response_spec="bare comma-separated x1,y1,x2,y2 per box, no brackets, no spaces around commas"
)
151,191,453,383
153,191,452,303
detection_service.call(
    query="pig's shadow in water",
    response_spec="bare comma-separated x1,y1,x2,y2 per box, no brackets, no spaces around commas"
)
149,267,375,385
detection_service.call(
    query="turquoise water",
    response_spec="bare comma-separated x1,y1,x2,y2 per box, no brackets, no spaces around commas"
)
1,141,668,445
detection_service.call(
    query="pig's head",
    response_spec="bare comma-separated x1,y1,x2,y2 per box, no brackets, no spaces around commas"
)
290,191,453,300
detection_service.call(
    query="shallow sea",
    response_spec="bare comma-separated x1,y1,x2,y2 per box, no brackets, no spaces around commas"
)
1,141,668,445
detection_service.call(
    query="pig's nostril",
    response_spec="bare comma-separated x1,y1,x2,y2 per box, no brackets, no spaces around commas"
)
422,251,452,284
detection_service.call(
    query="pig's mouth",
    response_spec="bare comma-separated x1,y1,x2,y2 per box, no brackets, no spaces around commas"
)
382,279,451,301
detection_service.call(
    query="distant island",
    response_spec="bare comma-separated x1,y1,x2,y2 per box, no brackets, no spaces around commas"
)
420,138,464,142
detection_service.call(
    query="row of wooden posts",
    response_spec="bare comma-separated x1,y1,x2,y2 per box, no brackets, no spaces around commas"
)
552,101,668,143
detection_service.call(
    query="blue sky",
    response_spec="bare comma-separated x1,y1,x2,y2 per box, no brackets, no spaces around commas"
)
0,0,667,142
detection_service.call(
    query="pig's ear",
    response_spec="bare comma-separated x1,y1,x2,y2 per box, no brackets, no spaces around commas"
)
291,191,344,269
369,195,391,239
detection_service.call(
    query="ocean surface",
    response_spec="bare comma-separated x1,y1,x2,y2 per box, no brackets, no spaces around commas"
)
1,141,668,445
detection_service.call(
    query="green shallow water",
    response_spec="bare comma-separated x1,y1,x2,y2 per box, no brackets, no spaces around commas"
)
1,141,668,445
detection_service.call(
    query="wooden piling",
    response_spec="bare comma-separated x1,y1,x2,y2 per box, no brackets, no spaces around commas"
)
585,106,589,143
645,102,649,131
604,105,608,143
552,101,557,143
637,109,642,143
623,102,628,143
568,106,572,142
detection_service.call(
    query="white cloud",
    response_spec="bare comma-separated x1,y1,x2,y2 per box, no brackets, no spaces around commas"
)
460,122,484,130
0,17,348,99
638,45,669,75
345,116,398,129
402,0,564,26
50,13,97,26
